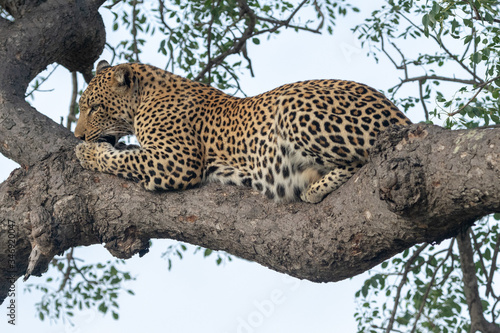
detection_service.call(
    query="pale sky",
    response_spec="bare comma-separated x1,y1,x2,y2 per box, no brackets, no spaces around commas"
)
0,1,428,332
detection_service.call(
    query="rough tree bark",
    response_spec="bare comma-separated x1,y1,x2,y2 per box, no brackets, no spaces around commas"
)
0,0,499,309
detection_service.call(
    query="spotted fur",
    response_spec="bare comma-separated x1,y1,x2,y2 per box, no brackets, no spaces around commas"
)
75,61,411,203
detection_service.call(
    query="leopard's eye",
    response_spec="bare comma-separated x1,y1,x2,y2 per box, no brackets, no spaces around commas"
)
89,104,103,115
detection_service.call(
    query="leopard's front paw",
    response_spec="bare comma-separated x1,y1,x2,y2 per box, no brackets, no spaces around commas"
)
75,142,112,172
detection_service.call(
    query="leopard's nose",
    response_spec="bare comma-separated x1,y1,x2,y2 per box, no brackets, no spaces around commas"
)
75,133,85,141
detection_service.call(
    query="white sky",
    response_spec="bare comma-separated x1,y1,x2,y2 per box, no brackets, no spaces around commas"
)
0,1,433,332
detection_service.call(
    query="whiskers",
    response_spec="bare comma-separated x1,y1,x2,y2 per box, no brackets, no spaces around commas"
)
100,119,134,139
85,120,134,143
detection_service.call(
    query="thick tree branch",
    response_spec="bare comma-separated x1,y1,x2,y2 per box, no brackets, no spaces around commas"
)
0,0,105,96
0,0,106,167
0,15,10,29
1,123,499,304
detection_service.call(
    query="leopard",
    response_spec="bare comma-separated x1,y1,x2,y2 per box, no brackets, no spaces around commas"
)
75,60,411,203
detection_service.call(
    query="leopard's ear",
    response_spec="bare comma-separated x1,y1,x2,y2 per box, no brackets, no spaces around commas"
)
96,60,111,74
110,63,134,95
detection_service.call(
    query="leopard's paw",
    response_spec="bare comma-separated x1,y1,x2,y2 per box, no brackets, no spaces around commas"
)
75,142,112,171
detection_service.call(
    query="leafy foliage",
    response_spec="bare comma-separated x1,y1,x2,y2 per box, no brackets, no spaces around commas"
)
353,0,500,129
23,249,135,323
162,242,233,271
355,216,500,332
104,0,357,93
352,1,500,331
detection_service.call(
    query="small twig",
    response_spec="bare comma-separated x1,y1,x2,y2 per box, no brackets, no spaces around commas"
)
241,44,254,78
220,62,247,96
70,256,98,285
312,0,324,31
195,0,319,82
66,72,78,130
470,5,477,83
486,232,500,297
205,0,221,84
398,11,485,84
380,34,408,78
410,241,454,333
492,298,500,323
157,0,174,34
131,0,140,63
25,64,59,98
399,75,479,87
385,244,429,333
418,80,429,122
437,239,456,287
448,75,500,117
193,0,256,81
391,75,480,95
473,15,500,24
470,3,483,23
371,324,405,333
57,248,74,292
105,42,118,65
470,229,488,278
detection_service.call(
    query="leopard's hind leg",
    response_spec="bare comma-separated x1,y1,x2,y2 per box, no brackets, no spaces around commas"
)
300,164,361,203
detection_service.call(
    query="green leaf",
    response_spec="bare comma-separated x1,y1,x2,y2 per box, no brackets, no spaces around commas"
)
98,302,108,314
471,52,481,64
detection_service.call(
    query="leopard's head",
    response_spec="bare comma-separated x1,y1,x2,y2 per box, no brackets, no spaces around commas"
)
74,60,139,146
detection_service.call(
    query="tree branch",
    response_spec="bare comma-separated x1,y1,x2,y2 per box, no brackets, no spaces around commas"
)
194,0,318,82
386,244,429,333
1,123,499,304
448,75,500,117
194,0,256,82
67,72,78,129
0,15,10,29
394,75,480,90
410,241,454,333
457,229,500,333
0,0,106,166
486,233,500,297
418,79,429,122
473,15,500,24
397,11,485,84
